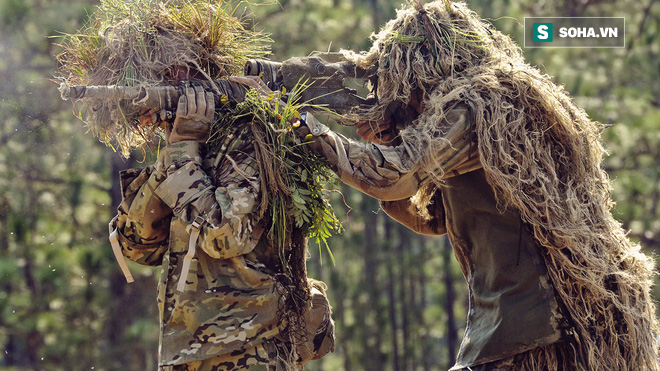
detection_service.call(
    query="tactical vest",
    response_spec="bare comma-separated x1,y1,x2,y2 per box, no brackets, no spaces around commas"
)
443,169,564,369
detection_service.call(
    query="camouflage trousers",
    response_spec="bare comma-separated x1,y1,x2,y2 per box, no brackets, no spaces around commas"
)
161,284,334,371
160,341,282,371
159,338,313,371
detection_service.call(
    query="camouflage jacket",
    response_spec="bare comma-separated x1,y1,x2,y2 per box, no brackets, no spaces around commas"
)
111,140,284,368
305,108,564,369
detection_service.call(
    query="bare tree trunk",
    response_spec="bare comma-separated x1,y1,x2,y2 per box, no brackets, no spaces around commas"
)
0,195,18,366
104,154,135,368
336,280,352,371
409,259,418,371
419,237,432,371
23,186,44,369
397,224,410,371
443,236,458,368
384,216,401,371
361,198,383,370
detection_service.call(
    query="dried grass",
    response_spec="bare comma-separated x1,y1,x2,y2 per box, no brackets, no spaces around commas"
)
56,0,271,156
343,1,659,369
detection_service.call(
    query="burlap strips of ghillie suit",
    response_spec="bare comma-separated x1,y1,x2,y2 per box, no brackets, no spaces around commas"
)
342,1,659,369
56,0,270,157
56,0,340,367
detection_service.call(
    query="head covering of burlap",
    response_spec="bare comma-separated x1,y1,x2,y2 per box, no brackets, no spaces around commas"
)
344,1,659,369
56,0,270,156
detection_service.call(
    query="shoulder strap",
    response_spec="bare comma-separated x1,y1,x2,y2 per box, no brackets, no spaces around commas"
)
177,214,206,292
108,216,135,283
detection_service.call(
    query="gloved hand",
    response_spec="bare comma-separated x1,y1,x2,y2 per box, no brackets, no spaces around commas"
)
355,119,396,145
354,100,415,146
291,113,343,168
228,75,271,96
167,86,215,144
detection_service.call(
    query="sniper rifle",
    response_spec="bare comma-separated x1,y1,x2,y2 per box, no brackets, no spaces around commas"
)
59,52,374,122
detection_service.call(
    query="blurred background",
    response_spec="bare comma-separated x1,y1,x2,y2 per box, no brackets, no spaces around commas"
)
0,0,658,369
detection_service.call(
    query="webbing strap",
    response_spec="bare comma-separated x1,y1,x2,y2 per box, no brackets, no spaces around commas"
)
108,217,134,283
176,214,205,292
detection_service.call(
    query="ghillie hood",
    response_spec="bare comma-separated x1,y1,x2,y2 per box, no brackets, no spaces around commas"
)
56,0,270,156
344,1,659,369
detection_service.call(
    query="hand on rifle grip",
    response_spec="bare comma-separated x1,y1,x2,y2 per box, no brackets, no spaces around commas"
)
355,119,397,145
167,86,215,144
228,76,272,96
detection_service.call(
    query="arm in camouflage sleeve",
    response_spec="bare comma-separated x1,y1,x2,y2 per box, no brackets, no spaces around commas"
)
302,107,480,202
113,140,262,268
153,141,262,260
300,107,481,235
303,114,422,201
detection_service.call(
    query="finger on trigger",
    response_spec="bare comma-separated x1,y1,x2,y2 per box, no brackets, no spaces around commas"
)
378,121,391,130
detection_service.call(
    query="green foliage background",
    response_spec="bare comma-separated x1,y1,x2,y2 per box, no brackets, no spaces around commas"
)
0,0,658,370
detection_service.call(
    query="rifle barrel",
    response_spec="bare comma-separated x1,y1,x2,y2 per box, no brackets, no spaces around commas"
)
60,84,142,100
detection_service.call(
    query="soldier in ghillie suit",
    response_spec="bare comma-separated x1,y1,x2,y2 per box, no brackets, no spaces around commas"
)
298,0,659,369
56,1,335,370
111,87,335,371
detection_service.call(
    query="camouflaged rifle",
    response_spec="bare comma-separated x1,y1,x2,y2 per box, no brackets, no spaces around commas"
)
59,52,374,121
59,78,248,123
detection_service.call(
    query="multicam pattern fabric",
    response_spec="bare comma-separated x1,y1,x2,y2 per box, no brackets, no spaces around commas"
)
305,109,566,369
163,342,269,371
112,139,334,369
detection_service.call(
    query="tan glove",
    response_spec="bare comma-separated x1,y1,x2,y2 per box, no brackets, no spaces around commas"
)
167,86,215,144
355,119,396,145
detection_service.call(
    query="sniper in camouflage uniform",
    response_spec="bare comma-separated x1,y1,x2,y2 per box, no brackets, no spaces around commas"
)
56,1,336,369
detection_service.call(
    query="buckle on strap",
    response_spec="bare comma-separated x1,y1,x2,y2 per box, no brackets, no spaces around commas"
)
177,214,206,292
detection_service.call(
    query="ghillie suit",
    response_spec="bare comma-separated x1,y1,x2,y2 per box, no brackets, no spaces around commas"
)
343,0,659,369
57,0,337,369
56,0,270,157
